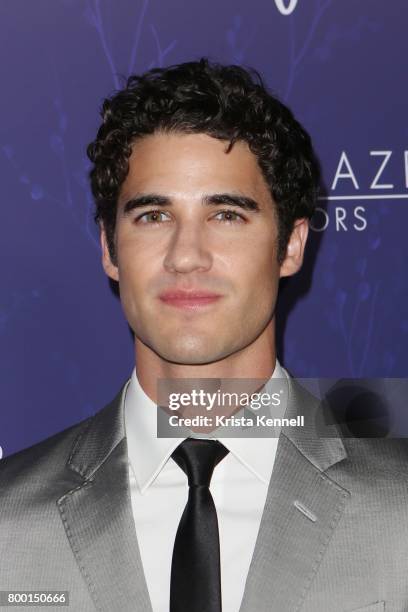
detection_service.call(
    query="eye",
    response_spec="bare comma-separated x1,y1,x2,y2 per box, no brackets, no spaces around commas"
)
213,209,246,223
135,210,171,224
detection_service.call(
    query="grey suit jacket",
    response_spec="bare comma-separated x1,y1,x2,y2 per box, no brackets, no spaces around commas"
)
1,376,408,612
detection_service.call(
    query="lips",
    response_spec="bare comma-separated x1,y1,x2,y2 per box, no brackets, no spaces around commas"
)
160,290,221,299
159,290,222,309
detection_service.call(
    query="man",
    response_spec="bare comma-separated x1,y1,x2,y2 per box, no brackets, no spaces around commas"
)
1,59,407,612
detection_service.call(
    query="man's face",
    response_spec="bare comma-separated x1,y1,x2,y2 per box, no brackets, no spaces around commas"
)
101,132,307,365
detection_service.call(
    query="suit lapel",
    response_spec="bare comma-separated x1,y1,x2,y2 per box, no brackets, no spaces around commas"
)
57,381,153,612
239,377,350,612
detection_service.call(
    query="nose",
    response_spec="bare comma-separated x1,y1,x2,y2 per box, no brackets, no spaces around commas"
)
163,222,212,274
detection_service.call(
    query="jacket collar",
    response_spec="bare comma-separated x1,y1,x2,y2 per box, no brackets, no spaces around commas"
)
282,374,348,472
67,380,130,481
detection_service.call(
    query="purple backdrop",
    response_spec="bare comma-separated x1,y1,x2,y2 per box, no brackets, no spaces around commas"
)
1,0,407,457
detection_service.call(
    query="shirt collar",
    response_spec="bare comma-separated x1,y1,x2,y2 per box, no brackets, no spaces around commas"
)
124,360,288,493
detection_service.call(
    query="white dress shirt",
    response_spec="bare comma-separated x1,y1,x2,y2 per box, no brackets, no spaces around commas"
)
124,360,288,612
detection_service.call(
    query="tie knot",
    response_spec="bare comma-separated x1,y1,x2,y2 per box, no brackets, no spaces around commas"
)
171,438,229,487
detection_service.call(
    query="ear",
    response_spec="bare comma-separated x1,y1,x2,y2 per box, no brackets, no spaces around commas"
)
100,223,119,282
279,218,309,278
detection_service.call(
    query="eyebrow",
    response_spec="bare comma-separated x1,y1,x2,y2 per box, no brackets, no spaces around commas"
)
121,193,261,215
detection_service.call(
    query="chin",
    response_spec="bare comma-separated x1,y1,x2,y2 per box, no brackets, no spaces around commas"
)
157,338,229,366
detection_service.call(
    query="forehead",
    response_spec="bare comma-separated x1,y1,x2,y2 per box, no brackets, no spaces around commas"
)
119,132,271,203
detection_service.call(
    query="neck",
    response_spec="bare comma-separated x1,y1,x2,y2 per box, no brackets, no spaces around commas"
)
135,319,277,404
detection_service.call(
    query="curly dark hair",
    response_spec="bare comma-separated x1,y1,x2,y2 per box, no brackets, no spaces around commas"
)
87,58,320,264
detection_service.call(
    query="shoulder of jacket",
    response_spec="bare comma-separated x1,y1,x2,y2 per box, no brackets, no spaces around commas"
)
0,414,93,482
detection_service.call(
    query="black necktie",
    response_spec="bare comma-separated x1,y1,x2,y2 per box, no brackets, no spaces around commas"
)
170,438,229,612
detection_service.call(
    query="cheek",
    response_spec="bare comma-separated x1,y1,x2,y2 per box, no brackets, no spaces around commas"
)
117,230,152,275
116,244,151,309
117,224,168,272
239,241,279,290
244,257,280,320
